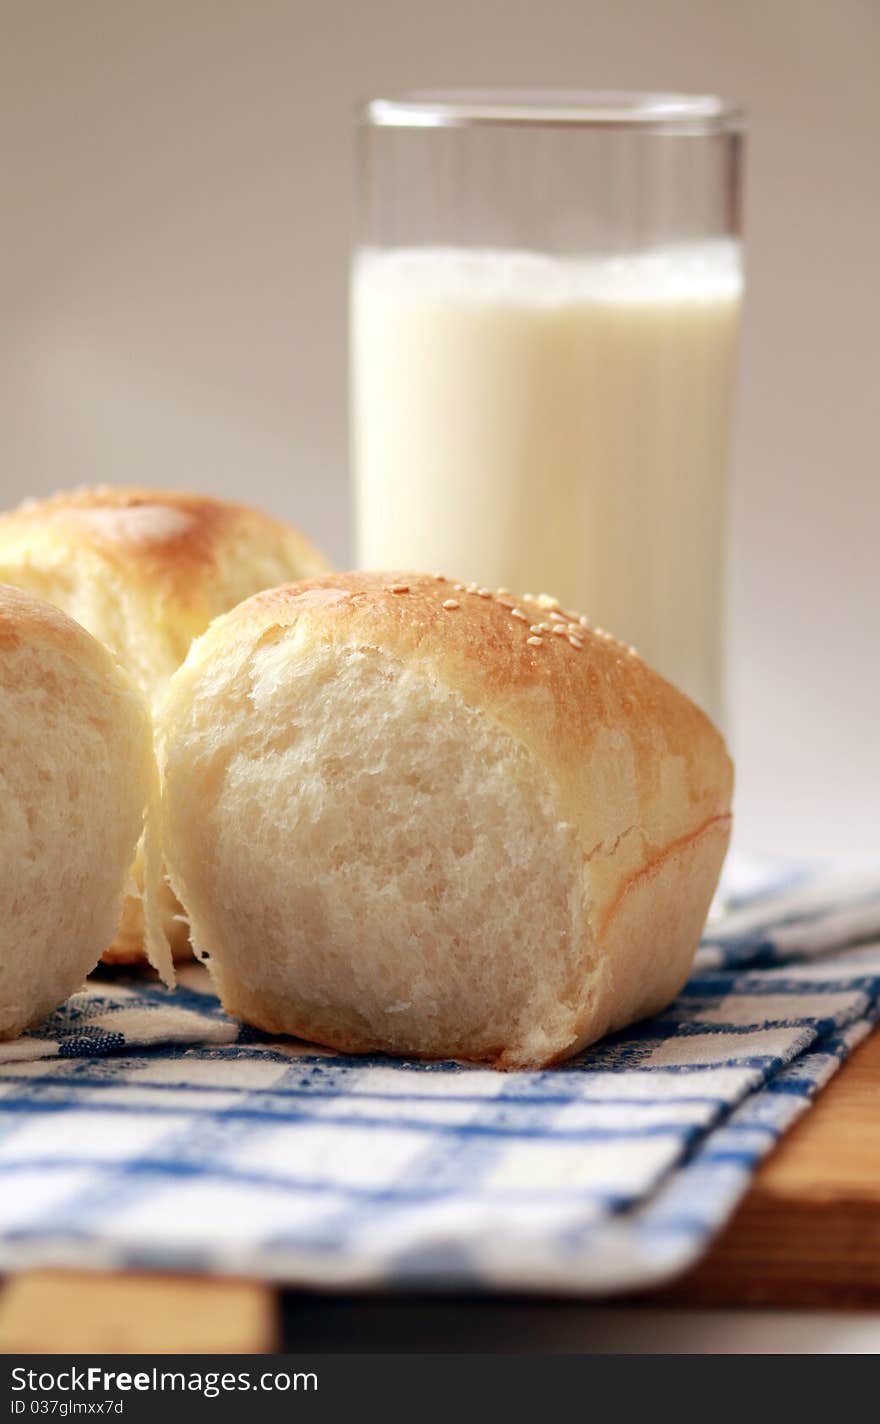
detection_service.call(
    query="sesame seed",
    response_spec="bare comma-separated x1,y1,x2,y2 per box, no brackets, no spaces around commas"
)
442,598,460,610
466,583,479,593
529,625,543,634
567,623,581,634
496,587,510,596
568,635,584,650
552,625,568,637
510,608,528,622
497,598,516,609
548,611,567,623
453,583,465,592
389,583,409,594
434,573,446,582
477,587,491,598
538,623,552,633
628,645,638,656
579,615,591,627
527,635,544,647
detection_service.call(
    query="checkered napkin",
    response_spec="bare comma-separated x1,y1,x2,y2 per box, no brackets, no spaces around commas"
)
1,861,879,1294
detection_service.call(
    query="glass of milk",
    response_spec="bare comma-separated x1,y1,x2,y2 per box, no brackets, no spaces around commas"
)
351,91,745,723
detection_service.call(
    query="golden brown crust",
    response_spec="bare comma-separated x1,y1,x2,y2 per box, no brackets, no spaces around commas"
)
205,570,728,778
0,486,328,620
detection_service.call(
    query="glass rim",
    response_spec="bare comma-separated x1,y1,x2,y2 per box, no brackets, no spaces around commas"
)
361,89,746,135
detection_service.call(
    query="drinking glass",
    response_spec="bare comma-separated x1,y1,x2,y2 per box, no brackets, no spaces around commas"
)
351,90,745,723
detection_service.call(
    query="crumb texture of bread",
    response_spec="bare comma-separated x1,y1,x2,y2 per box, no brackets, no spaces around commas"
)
0,584,153,1039
163,645,588,1064
159,572,734,1068
0,486,331,963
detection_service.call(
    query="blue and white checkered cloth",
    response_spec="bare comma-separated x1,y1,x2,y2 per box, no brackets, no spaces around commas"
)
1,859,879,1294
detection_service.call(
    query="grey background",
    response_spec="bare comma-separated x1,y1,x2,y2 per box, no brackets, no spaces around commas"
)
3,0,877,861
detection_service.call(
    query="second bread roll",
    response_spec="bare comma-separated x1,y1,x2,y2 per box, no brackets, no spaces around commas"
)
158,573,733,1068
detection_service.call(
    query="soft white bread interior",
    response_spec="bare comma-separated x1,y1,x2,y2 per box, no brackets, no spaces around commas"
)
158,573,734,1069
0,584,154,1039
0,486,331,962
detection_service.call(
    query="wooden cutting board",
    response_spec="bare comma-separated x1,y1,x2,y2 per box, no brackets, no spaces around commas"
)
1,1027,879,1352
654,1021,880,1309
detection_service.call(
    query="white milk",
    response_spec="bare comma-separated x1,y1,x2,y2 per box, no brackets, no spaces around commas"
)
351,243,742,722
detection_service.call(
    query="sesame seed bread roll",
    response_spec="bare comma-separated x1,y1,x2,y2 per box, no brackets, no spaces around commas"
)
0,486,330,963
0,585,154,1039
0,486,330,709
158,572,733,1069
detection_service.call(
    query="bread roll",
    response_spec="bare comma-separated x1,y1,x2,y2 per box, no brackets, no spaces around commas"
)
0,486,330,708
0,585,153,1039
158,572,733,1069
0,486,330,962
